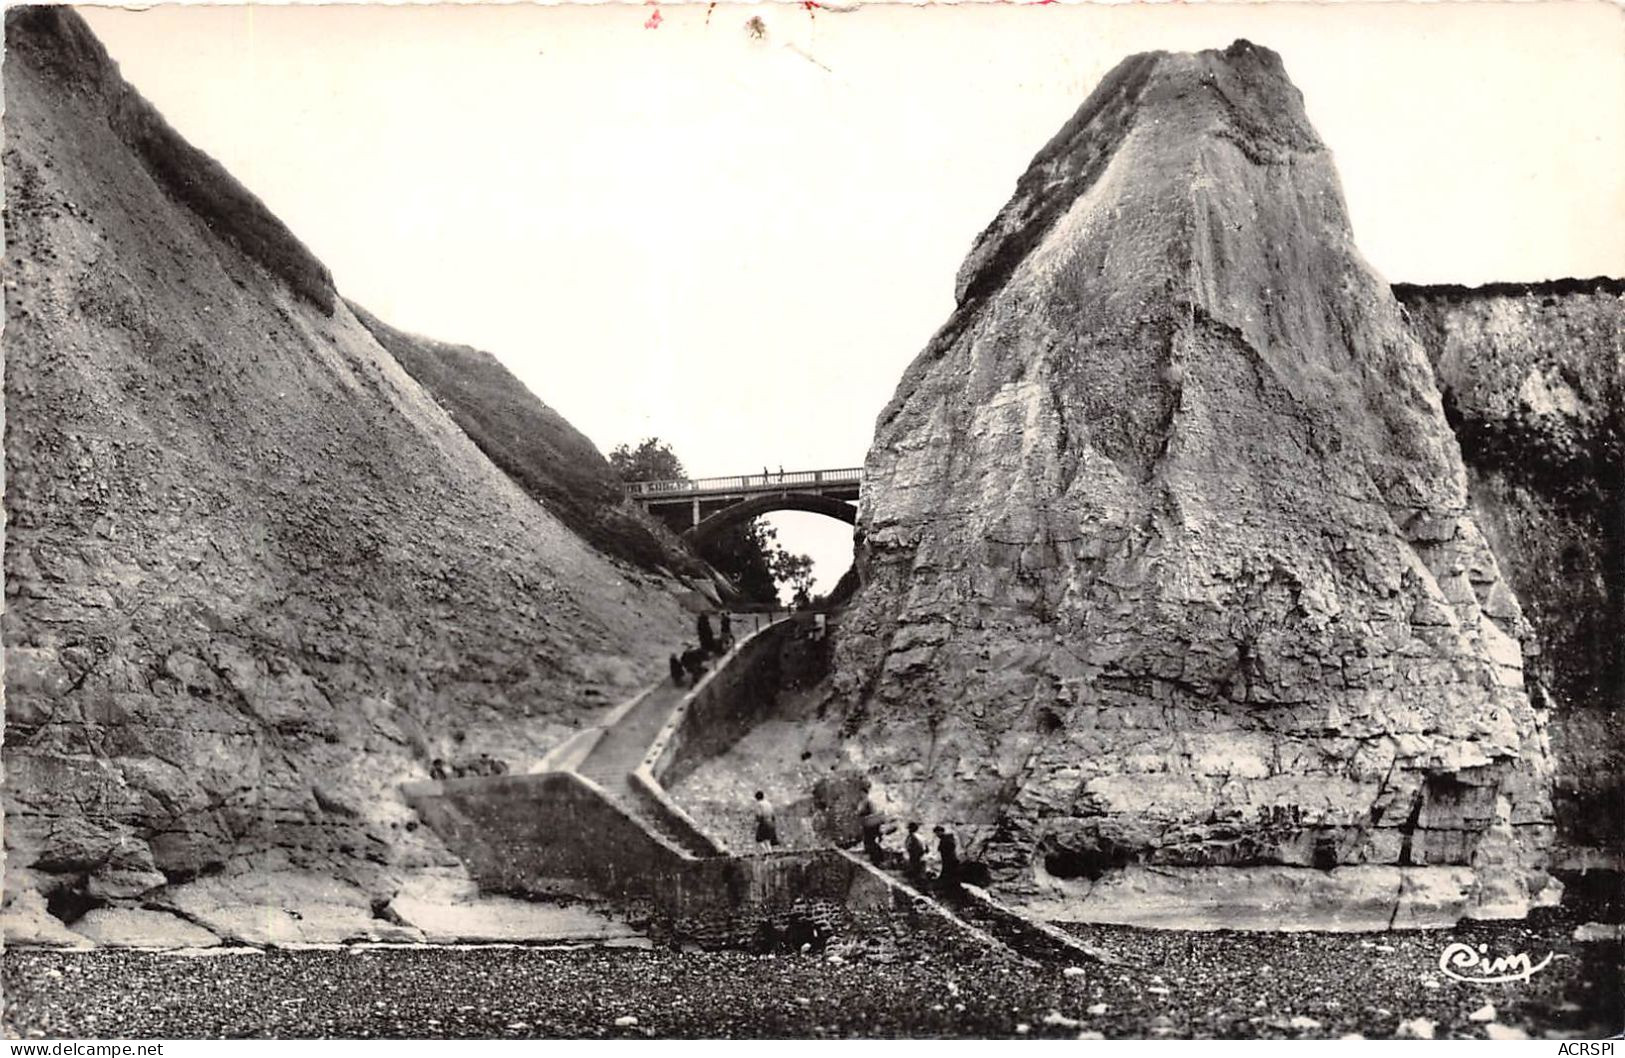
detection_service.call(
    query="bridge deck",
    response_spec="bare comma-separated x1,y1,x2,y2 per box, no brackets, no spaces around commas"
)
625,467,862,505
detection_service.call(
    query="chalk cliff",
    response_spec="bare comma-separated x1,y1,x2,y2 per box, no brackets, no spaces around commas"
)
3,6,689,940
1396,279,1622,859
832,41,1557,922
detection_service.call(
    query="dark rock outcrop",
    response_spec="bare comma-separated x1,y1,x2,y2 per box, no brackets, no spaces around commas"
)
833,41,1556,921
3,6,689,934
1396,279,1623,857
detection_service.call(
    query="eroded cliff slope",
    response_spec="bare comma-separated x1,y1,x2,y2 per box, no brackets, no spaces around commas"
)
833,41,1556,922
348,303,704,578
2,7,688,931
1397,279,1622,858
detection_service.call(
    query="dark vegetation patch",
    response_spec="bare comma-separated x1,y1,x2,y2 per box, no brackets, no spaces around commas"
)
348,302,702,576
1392,277,1625,302
952,51,1160,316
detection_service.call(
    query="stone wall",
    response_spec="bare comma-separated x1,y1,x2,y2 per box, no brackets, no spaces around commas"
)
648,617,833,789
629,770,726,857
648,849,1011,955
402,772,965,950
648,849,885,949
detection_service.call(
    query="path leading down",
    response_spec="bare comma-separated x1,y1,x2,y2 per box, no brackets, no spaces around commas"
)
562,615,1102,964
409,612,1107,965
569,614,790,858
574,679,711,856
576,683,682,786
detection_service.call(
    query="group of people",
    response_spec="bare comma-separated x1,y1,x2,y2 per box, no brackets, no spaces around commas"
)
428,752,508,780
668,610,735,688
748,789,962,887
862,795,960,886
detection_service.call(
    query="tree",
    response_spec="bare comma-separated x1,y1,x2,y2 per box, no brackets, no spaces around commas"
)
609,436,815,606
771,550,816,608
608,438,684,483
700,520,781,603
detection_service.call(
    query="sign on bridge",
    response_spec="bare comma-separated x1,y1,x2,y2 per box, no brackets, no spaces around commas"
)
623,467,863,500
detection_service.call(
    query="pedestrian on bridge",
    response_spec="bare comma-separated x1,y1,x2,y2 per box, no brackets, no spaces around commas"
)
697,611,716,655
753,790,780,849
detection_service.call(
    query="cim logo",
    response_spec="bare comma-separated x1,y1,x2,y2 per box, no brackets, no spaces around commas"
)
1438,941,1554,984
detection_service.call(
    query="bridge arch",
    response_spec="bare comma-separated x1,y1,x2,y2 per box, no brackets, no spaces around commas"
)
683,492,857,550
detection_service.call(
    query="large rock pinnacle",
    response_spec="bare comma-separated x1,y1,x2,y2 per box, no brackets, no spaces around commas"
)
834,41,1555,923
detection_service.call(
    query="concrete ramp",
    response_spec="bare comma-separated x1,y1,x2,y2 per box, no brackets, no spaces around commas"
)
402,616,1029,956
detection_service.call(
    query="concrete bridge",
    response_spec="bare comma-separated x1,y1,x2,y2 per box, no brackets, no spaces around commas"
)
624,467,861,548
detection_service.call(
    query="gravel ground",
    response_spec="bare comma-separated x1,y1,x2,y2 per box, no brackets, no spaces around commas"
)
4,910,1617,1039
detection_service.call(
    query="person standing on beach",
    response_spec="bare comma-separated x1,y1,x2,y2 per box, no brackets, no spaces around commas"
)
753,790,780,849
860,793,885,865
904,822,926,880
934,824,959,887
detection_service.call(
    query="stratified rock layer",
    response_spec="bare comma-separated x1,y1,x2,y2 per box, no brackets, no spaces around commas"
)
833,41,1555,918
1397,279,1623,857
3,7,688,925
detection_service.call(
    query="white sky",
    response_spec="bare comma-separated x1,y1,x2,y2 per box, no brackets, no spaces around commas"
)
75,1,1625,592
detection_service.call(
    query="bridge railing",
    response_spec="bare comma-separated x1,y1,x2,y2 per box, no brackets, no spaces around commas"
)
623,467,863,497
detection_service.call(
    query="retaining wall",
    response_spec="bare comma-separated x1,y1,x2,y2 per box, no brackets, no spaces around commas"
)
403,617,1007,953
405,772,903,947
402,771,688,900
629,769,726,857
650,848,887,947
649,618,803,788
402,774,998,952
647,848,1011,954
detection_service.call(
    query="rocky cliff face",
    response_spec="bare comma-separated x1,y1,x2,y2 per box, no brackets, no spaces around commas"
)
349,303,705,579
832,41,1556,921
3,7,689,933
1396,279,1623,858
